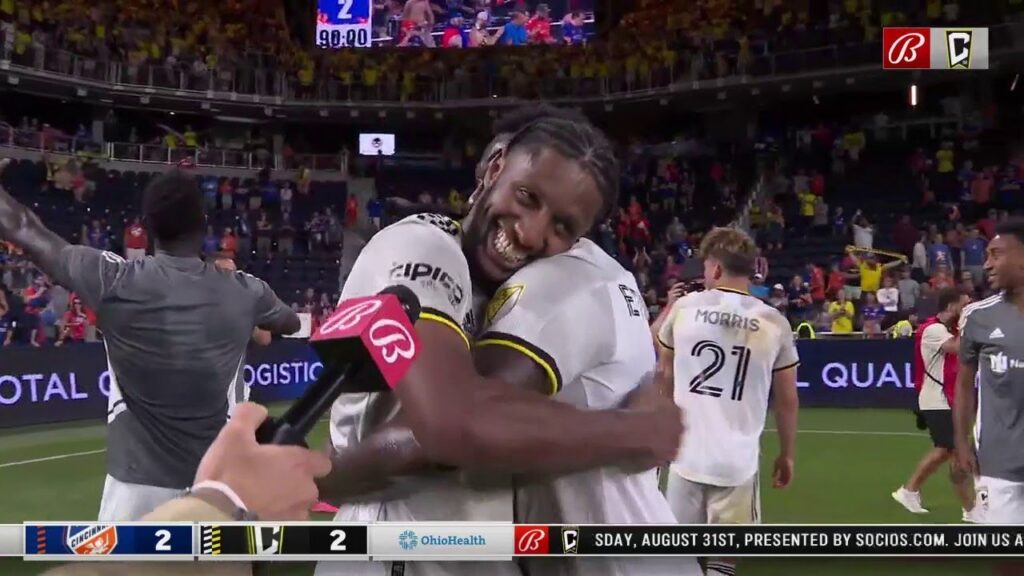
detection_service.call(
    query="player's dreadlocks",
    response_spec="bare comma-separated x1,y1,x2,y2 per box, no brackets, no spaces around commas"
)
504,113,621,223
477,105,590,181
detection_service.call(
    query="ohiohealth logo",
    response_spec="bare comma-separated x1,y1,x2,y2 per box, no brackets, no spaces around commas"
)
399,530,418,551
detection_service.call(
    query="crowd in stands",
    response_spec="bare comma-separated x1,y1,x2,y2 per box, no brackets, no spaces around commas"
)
2,0,1011,101
0,155,358,347
734,101,1022,338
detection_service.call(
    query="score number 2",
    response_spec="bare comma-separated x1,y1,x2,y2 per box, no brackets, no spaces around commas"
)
337,0,353,19
155,529,171,551
331,529,347,551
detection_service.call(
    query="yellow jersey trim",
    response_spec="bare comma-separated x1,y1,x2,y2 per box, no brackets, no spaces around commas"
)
477,337,561,396
421,311,470,349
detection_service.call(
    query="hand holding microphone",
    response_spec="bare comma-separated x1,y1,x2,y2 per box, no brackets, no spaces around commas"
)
194,403,331,520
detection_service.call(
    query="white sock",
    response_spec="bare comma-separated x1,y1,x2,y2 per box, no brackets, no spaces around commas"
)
706,560,737,576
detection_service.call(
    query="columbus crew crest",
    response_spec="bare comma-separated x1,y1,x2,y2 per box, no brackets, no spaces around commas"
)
415,213,460,237
64,525,118,555
485,284,525,325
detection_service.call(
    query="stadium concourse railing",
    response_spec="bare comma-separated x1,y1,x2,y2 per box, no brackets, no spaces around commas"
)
2,22,1019,106
0,126,348,173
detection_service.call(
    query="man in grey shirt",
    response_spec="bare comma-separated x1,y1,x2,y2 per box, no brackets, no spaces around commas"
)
897,266,920,312
955,219,1024,527
0,163,299,520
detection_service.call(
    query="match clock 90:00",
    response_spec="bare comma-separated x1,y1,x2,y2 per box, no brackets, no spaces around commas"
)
317,27,371,48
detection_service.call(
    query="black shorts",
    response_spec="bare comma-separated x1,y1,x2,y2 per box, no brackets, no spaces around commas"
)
921,409,955,449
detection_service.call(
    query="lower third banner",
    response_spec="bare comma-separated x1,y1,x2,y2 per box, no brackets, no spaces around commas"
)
514,525,1024,557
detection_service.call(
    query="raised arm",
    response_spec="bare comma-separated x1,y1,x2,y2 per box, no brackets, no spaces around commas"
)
0,159,70,280
882,255,908,271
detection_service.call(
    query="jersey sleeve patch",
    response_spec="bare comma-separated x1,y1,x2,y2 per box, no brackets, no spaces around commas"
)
476,331,562,396
485,284,525,325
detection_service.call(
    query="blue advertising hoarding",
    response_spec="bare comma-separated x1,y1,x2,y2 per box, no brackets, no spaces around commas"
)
0,341,323,428
0,339,918,428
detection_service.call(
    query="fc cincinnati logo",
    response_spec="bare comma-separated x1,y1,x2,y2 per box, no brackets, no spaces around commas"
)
64,525,118,555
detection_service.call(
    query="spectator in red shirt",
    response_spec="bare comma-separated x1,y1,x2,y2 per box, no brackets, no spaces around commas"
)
442,16,465,47
892,214,919,259
977,208,997,239
930,265,956,290
55,299,90,346
527,4,554,44
810,170,825,196
345,195,359,228
806,262,826,304
220,227,238,258
630,216,651,248
123,215,148,260
827,262,846,300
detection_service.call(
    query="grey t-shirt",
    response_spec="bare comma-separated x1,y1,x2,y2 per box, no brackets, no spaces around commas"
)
897,278,920,311
959,293,1024,482
52,246,295,489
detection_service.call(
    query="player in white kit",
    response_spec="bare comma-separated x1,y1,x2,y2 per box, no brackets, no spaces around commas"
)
476,237,701,576
316,112,682,576
655,227,800,576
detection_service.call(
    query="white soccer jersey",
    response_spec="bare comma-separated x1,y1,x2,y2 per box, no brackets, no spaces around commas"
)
325,214,516,564
480,239,700,576
658,287,799,487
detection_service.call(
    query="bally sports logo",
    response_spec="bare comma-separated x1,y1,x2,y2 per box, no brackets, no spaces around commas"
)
883,28,930,69
514,525,549,555
64,525,118,555
312,293,420,388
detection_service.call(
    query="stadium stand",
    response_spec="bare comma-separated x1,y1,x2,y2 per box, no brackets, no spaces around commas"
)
4,2,1024,574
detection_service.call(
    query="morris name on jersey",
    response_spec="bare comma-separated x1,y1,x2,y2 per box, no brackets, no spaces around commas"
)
695,308,761,332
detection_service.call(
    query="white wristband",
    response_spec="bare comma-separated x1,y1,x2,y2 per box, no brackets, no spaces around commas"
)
190,480,248,512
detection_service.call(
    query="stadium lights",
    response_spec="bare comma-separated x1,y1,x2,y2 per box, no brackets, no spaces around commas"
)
910,84,918,107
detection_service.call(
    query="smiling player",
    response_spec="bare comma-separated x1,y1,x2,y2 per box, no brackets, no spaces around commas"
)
317,109,682,576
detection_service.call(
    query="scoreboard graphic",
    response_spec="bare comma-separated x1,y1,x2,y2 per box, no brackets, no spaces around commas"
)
24,524,193,560
198,523,369,561
316,0,372,48
11,522,1024,560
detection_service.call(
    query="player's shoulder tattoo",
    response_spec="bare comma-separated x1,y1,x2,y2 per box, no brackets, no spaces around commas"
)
414,213,460,237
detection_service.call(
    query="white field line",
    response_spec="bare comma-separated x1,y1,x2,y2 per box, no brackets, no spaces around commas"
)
0,449,106,469
0,427,925,469
0,416,335,468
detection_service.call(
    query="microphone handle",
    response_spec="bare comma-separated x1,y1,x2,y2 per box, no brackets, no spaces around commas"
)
255,361,364,446
284,361,365,438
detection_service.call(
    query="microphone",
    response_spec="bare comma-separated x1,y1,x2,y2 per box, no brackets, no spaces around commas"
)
255,285,422,446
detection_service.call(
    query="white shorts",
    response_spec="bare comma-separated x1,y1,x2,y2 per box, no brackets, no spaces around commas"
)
976,476,1024,524
97,474,186,521
666,472,760,525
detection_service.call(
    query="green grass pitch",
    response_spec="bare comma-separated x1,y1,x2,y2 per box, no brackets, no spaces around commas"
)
0,407,994,575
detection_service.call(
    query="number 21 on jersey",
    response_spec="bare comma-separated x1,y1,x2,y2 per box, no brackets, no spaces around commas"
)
688,340,751,401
